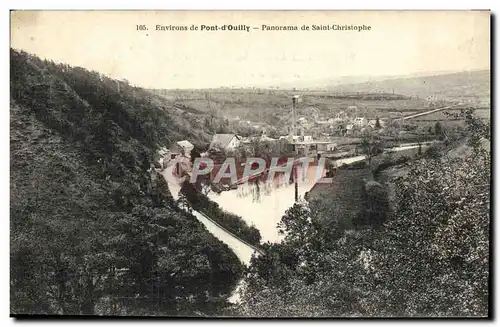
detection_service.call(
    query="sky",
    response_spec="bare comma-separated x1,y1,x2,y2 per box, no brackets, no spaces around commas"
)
10,10,490,89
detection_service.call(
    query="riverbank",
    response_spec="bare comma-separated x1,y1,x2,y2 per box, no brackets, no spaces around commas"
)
205,143,431,244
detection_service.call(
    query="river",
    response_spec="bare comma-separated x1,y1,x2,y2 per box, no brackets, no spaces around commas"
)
159,143,430,302
205,143,429,243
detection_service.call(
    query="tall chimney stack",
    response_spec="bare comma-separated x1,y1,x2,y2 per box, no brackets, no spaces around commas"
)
292,95,299,137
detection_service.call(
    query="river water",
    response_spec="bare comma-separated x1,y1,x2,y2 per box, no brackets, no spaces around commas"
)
160,143,429,302
205,144,429,243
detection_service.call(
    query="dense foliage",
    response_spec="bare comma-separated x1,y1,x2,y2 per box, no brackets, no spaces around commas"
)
180,181,262,247
10,49,244,315
237,112,490,317
355,180,390,229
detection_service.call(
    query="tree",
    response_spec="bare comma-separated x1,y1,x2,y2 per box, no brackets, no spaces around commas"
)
367,144,490,316
434,121,443,138
359,135,383,168
461,108,490,148
237,111,490,317
204,93,227,129
355,180,390,229
190,147,202,165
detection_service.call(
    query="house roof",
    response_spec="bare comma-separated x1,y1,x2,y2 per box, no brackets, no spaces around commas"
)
158,147,170,156
210,134,239,149
177,140,194,149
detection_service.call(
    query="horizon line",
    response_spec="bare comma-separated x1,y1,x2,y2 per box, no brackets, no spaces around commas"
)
10,47,490,91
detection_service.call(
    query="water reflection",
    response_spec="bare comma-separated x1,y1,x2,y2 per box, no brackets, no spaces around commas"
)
209,166,325,243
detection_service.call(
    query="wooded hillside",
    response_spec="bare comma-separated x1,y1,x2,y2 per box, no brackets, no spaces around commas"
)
10,49,243,316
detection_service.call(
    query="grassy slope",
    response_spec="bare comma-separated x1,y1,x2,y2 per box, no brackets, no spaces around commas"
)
308,166,373,230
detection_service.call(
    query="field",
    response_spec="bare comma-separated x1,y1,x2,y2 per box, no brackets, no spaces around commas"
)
328,70,490,105
151,88,437,129
404,107,490,130
150,70,490,139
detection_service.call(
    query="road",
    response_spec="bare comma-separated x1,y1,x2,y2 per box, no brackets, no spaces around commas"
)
161,163,260,265
394,105,460,121
161,162,261,304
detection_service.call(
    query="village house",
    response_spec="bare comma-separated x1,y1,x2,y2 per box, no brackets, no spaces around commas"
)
367,119,387,129
313,141,337,153
345,124,355,136
158,146,170,157
302,135,313,142
170,140,194,157
209,134,241,151
353,117,367,127
291,140,337,156
333,111,348,123
157,147,171,169
174,154,192,178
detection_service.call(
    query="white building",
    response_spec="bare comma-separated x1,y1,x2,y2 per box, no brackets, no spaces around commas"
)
210,134,241,151
170,140,194,156
368,119,387,129
333,111,348,123
353,117,367,127
158,147,170,157
303,135,313,142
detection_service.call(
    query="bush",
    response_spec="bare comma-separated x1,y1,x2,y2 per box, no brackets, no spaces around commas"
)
425,144,442,159
372,155,410,176
180,181,262,247
355,180,390,228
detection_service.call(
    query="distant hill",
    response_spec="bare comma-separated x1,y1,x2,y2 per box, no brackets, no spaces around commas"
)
327,70,490,104
10,49,243,315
